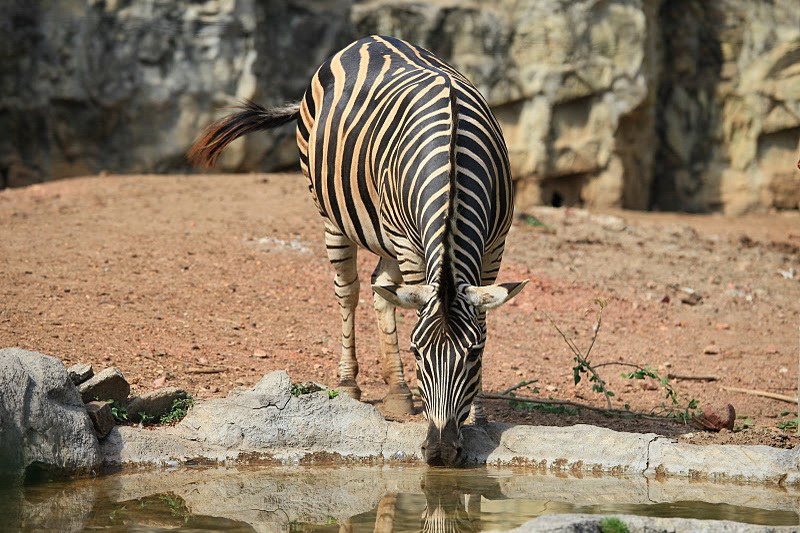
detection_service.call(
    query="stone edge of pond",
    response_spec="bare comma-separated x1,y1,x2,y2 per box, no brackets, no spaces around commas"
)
509,513,796,532
98,370,800,488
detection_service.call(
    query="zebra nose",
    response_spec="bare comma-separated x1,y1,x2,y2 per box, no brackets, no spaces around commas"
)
423,442,460,466
422,439,461,466
423,420,463,466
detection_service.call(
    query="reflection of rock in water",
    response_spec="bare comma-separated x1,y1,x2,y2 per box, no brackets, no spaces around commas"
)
4,466,799,531
0,481,98,533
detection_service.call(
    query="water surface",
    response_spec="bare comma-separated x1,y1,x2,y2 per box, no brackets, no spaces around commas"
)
2,465,796,531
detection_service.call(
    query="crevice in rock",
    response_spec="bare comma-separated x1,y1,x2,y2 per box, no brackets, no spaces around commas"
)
650,0,725,212
23,461,58,485
644,434,660,475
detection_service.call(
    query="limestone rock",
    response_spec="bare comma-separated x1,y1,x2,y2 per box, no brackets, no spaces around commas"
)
67,363,93,385
0,348,101,484
180,371,392,457
84,401,115,439
127,387,189,423
97,370,800,487
79,367,130,404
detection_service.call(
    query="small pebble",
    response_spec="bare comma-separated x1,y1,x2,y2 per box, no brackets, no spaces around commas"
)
637,381,658,391
693,403,735,431
703,344,720,355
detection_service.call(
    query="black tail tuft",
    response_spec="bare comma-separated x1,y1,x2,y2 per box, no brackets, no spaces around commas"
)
188,100,300,167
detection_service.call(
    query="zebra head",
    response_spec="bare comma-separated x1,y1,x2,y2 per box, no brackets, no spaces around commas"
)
374,280,527,466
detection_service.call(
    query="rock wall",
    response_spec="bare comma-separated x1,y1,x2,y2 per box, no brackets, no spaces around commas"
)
1,0,798,213
0,0,351,187
653,0,800,213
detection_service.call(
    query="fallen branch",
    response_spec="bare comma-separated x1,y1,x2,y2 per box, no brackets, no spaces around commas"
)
500,380,538,396
482,392,670,422
186,367,226,374
667,373,719,382
721,386,797,404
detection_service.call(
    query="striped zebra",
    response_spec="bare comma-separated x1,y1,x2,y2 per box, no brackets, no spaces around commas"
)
190,35,527,466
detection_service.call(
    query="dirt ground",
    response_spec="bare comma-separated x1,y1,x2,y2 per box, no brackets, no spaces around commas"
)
2,173,799,448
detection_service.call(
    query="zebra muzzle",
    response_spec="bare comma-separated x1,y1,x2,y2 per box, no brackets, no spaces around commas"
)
422,419,463,467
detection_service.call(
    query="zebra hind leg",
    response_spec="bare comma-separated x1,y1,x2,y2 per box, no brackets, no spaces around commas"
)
372,258,414,415
325,223,362,401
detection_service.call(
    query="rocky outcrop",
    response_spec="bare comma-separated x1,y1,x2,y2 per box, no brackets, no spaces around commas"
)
2,0,798,213
84,401,115,439
0,0,351,187
0,348,101,484
653,0,800,213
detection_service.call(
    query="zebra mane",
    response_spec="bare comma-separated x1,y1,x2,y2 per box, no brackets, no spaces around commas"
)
437,78,460,315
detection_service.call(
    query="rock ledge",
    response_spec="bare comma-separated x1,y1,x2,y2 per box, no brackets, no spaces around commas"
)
101,371,800,486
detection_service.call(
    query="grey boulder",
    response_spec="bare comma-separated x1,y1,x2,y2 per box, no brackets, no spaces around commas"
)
0,348,101,484
78,367,130,404
85,401,115,439
127,387,188,423
67,363,93,385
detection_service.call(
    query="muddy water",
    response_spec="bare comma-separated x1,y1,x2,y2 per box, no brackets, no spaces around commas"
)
1,466,797,531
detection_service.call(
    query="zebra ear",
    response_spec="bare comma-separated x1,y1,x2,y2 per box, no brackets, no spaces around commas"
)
464,280,528,311
372,284,436,309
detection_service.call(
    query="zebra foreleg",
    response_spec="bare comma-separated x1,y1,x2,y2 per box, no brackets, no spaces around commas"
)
326,224,362,401
372,258,414,415
467,244,507,427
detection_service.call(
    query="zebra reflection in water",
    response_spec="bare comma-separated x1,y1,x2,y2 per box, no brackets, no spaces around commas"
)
341,470,502,532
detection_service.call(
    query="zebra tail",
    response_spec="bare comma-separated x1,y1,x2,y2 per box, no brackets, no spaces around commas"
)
188,99,300,167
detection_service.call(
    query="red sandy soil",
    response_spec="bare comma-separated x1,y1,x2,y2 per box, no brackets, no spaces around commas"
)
2,173,799,448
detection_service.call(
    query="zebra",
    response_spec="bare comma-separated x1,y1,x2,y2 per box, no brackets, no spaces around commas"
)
190,35,527,467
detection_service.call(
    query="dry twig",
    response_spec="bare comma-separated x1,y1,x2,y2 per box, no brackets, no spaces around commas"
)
500,380,538,396
667,373,719,382
186,367,226,374
721,385,797,404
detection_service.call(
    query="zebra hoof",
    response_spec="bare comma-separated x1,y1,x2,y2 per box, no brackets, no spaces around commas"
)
337,381,361,401
383,392,414,415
